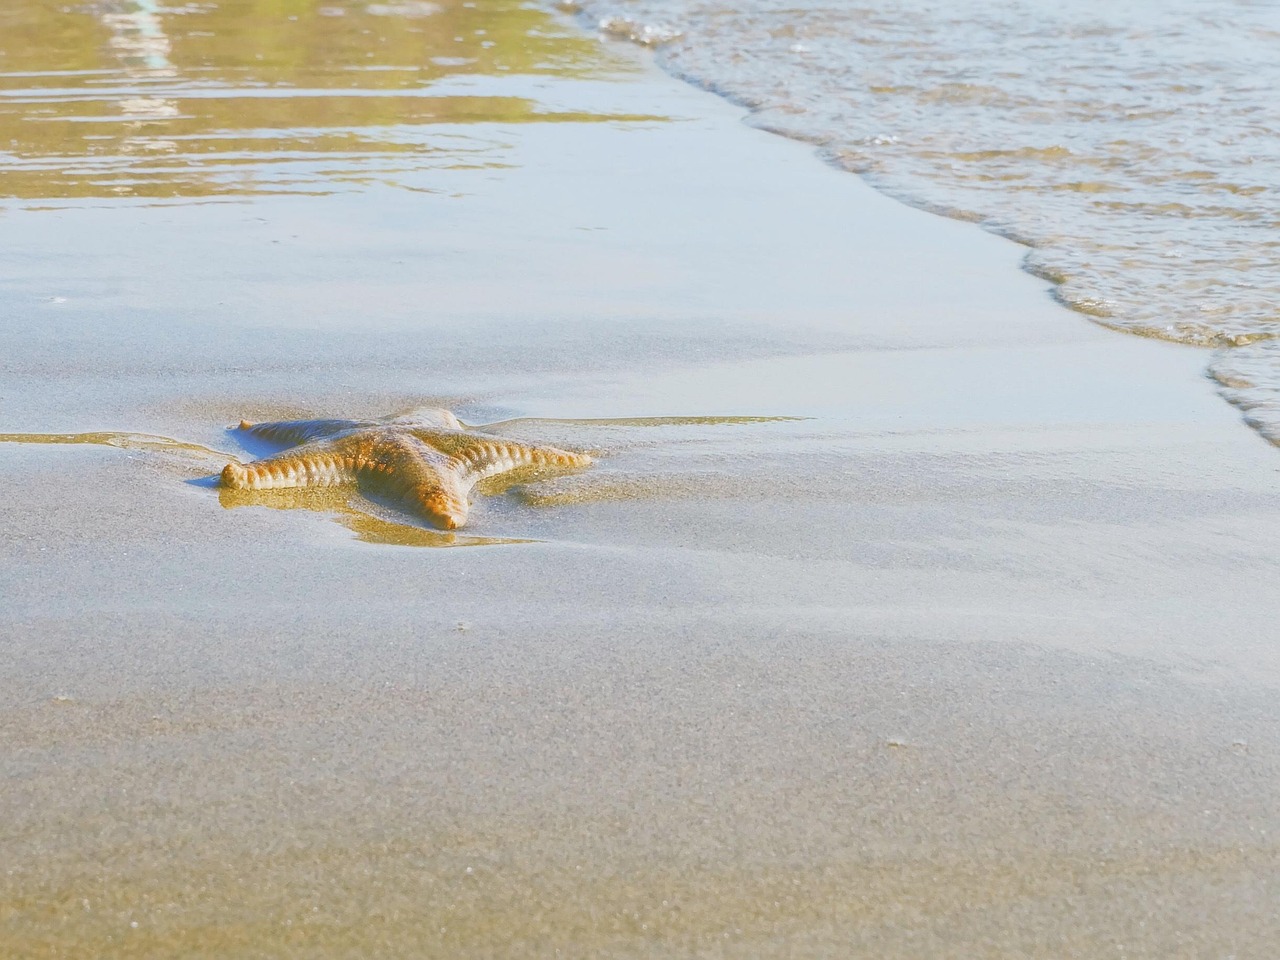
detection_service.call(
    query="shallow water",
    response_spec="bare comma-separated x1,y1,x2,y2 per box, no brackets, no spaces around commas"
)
567,0,1280,437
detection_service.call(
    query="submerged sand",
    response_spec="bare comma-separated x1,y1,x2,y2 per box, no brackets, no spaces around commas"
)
3,1,1280,956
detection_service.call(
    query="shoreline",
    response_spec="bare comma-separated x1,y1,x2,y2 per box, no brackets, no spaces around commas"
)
4,5,1280,955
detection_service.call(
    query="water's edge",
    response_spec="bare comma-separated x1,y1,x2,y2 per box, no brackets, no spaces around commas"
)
557,0,1280,451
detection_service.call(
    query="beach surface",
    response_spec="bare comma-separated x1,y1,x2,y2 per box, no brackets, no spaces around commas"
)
3,1,1280,956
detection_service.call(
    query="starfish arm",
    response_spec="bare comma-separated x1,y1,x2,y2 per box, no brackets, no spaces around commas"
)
360,435,472,529
220,437,366,491
422,431,593,486
234,418,370,448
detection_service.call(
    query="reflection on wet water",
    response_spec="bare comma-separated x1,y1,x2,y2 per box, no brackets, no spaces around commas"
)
0,0,656,201
0,429,230,459
216,484,535,546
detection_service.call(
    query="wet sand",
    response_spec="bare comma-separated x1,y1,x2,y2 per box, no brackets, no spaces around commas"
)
4,2,1280,956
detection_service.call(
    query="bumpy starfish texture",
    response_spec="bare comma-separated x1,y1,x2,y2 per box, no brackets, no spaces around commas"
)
220,408,591,530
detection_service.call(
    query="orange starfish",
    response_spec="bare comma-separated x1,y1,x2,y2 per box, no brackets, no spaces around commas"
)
220,408,592,530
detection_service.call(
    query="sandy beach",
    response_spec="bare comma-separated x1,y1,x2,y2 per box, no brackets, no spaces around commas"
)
4,1,1280,956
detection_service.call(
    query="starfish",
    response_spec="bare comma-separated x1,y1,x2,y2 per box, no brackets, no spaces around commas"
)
219,408,592,530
